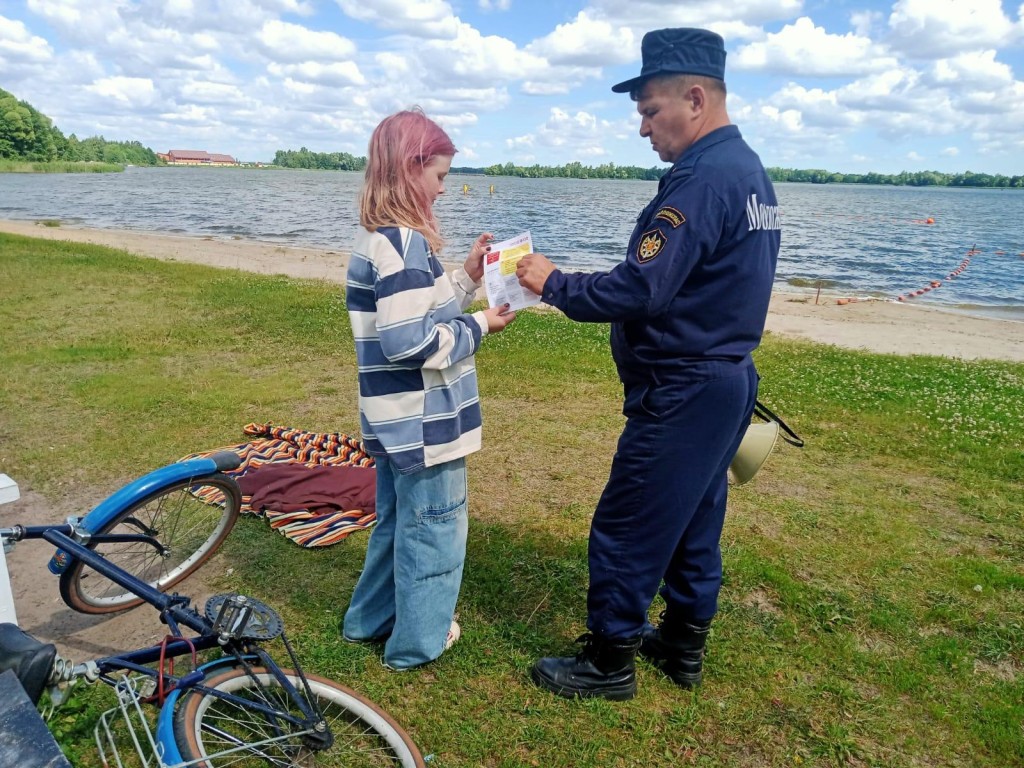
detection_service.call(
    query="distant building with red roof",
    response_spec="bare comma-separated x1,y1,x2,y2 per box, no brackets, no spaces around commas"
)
164,149,237,166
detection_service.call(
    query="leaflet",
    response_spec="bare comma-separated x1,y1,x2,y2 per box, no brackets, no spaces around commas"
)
483,231,541,311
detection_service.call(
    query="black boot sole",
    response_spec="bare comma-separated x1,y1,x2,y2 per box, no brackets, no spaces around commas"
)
530,666,637,701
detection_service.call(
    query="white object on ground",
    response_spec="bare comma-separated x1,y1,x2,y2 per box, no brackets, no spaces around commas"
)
0,474,19,624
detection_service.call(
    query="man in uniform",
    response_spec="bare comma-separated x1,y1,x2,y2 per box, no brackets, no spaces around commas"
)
516,27,781,700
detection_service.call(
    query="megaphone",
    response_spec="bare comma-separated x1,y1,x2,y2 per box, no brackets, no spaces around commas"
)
728,421,779,485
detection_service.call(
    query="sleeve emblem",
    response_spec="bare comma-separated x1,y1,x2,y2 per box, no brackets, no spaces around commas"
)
653,206,686,228
636,229,667,263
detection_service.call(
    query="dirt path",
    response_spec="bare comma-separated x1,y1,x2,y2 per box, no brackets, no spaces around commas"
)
0,486,231,662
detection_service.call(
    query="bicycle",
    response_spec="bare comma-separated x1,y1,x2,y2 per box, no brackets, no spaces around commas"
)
0,451,424,767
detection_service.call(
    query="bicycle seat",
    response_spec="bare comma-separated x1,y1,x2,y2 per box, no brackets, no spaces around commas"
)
0,624,57,705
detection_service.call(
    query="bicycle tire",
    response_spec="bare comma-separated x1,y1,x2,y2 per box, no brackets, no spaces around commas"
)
173,667,425,767
59,473,240,614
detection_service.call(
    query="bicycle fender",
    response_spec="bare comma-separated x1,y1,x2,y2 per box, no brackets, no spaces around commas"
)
47,454,237,575
155,654,258,763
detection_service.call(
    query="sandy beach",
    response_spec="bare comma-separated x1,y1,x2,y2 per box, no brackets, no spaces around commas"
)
4,218,1023,363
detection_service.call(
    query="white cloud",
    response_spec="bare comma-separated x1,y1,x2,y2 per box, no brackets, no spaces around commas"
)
374,52,413,77
850,10,883,37
417,22,548,88
159,103,218,126
181,81,250,106
25,0,124,44
267,61,366,87
511,107,611,159
434,112,480,129
585,0,803,31
86,76,156,107
887,0,1019,58
527,10,636,67
941,146,959,157
333,0,459,39
0,13,53,64
928,50,1014,88
733,17,899,76
478,0,511,9
257,20,357,62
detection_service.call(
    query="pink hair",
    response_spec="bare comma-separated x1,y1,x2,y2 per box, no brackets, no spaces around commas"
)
359,109,457,254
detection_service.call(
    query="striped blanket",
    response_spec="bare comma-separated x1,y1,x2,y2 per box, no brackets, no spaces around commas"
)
183,423,376,547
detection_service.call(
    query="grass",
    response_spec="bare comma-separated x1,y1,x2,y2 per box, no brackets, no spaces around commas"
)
0,160,125,173
1,231,1022,767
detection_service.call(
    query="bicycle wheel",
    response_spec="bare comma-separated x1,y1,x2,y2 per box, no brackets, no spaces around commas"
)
173,667,425,767
59,473,240,614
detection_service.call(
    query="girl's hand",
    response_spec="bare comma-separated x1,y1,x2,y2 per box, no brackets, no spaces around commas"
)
464,232,494,282
483,303,516,333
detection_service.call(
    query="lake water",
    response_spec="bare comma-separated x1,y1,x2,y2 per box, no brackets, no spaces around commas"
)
2,167,1022,319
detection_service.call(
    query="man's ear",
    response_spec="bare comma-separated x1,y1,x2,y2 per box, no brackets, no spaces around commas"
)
688,85,706,115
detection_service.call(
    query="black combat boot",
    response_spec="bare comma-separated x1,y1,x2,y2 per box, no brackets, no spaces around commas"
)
531,633,642,700
639,612,712,688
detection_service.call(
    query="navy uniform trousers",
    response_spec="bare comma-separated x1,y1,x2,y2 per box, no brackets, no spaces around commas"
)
586,358,758,640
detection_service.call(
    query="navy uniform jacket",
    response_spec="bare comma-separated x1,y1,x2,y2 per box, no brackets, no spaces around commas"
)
540,125,780,385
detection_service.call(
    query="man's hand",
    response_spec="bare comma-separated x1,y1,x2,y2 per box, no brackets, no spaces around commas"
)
515,252,556,294
482,303,516,333
464,232,494,282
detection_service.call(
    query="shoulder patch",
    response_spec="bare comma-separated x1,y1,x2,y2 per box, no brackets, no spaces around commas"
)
653,206,686,228
636,228,667,264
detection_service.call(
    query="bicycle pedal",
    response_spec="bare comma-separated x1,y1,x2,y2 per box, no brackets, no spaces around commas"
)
205,593,283,640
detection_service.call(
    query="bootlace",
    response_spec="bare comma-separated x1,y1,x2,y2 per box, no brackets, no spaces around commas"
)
573,632,598,661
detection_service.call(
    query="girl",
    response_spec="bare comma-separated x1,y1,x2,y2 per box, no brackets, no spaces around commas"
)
342,109,516,669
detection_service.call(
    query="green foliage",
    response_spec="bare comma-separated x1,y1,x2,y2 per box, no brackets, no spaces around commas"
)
481,159,665,180
0,87,161,167
62,134,160,165
272,146,366,170
769,166,1024,188
0,87,58,160
268,149,663,179
0,160,125,173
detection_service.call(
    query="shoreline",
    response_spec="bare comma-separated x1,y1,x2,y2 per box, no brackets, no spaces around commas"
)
3,218,1023,363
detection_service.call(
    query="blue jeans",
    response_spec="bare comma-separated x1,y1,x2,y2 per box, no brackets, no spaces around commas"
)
342,455,468,669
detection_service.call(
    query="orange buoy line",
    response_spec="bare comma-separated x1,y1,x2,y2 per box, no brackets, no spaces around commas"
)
894,244,975,302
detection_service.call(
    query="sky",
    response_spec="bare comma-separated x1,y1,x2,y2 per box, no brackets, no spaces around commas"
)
1,0,1023,174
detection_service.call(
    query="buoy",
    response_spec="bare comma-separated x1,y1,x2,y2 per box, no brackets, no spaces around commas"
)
462,184,470,194
489,185,495,195
926,217,934,224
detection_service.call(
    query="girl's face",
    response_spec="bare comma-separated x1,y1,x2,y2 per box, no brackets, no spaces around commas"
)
416,154,452,207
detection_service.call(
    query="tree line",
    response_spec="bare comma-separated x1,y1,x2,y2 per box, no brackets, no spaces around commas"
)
0,88,160,166
272,147,365,170
270,150,1023,188
477,160,663,180
767,167,1024,188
